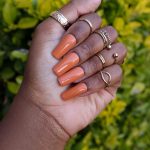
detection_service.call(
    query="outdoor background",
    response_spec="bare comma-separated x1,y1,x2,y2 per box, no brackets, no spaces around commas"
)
0,0,150,149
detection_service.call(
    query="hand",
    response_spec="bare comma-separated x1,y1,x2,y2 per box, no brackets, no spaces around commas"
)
19,0,127,141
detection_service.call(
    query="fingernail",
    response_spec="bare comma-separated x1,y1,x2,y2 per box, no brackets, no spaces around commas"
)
53,53,80,76
52,34,77,59
61,83,87,100
58,67,85,86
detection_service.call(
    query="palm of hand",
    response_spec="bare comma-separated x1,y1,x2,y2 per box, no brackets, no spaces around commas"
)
22,19,116,136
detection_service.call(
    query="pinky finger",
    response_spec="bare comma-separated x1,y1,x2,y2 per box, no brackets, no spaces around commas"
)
61,64,122,100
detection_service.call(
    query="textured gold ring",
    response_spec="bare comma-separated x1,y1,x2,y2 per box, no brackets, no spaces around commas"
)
50,10,70,30
96,53,106,68
95,30,112,49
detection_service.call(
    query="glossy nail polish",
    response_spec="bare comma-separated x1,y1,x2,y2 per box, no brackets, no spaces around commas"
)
58,67,84,86
61,83,88,100
52,34,76,59
53,53,80,76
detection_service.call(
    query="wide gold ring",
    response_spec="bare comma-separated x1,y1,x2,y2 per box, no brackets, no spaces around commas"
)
50,10,70,30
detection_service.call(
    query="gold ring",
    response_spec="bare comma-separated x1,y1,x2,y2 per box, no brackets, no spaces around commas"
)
50,10,70,30
96,53,106,68
100,71,112,87
95,30,112,49
79,18,94,33
113,53,119,63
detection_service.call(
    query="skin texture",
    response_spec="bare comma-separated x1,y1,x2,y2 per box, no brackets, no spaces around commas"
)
0,0,127,150
20,0,123,136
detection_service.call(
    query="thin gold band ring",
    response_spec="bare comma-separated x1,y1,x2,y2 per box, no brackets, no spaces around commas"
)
79,18,94,33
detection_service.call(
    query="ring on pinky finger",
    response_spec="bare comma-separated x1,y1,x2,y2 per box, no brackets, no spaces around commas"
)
61,64,122,100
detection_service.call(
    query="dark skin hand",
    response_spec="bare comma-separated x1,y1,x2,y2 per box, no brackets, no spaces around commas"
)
0,0,127,150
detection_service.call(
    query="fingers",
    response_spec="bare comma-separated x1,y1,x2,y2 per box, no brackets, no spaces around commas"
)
53,26,118,76
33,0,102,50
37,0,102,33
57,43,127,86
52,13,101,59
61,65,122,100
81,80,122,97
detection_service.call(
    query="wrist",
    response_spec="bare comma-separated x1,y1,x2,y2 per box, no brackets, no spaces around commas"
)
0,93,69,150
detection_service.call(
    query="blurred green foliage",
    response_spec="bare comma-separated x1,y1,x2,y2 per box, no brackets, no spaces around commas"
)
0,0,150,149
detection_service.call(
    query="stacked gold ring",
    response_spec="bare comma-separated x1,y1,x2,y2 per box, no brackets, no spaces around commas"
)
95,30,112,49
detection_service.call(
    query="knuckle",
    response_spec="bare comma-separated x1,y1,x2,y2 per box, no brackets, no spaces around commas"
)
91,56,102,71
68,23,84,40
82,56,100,74
93,12,101,21
105,26,118,39
80,43,93,58
81,62,90,75
35,22,45,33
35,19,54,34
107,25,117,33
82,43,92,54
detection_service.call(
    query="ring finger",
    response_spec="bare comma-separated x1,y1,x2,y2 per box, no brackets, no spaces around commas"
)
58,43,127,86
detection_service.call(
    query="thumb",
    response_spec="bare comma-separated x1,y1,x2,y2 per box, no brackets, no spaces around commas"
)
61,0,102,24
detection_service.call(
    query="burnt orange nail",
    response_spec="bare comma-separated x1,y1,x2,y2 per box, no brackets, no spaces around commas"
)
52,34,76,59
53,53,80,76
58,67,84,86
61,83,87,100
